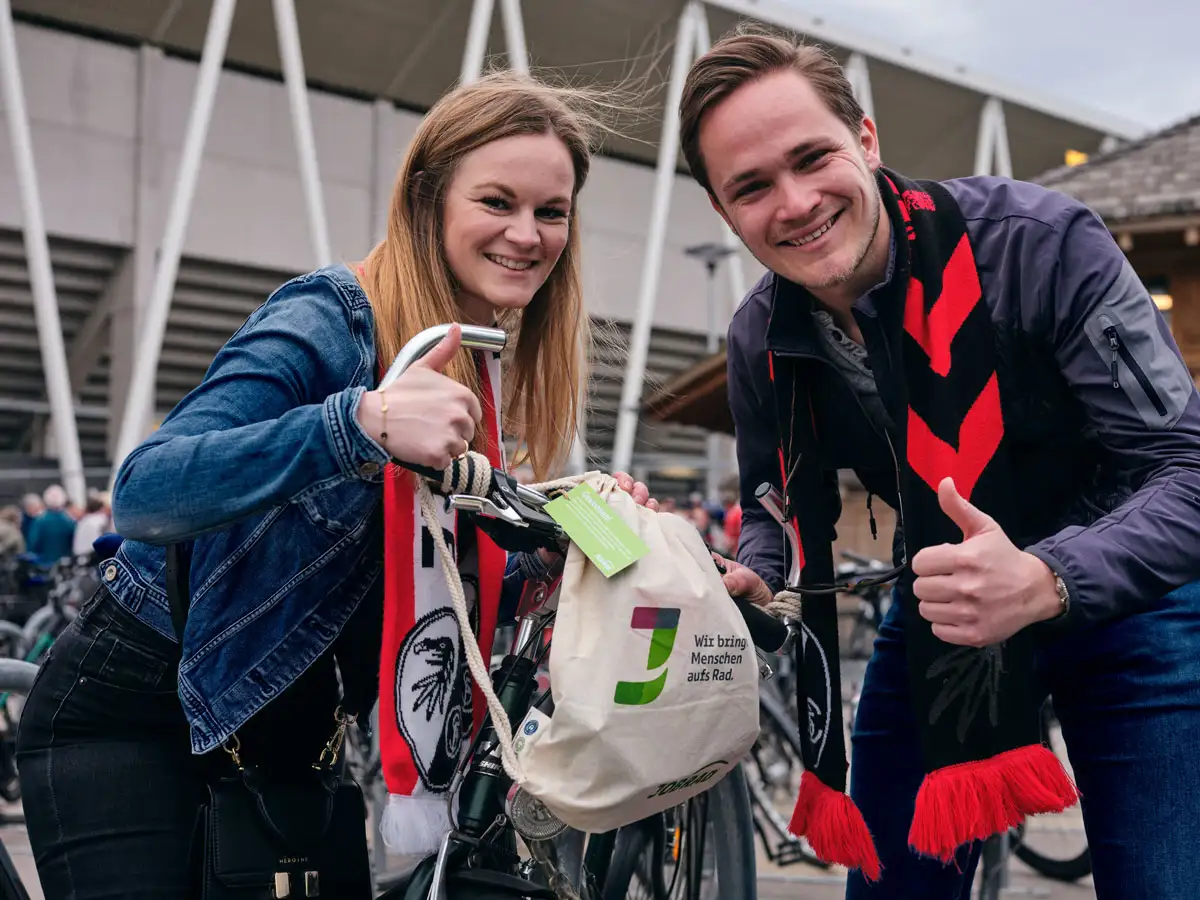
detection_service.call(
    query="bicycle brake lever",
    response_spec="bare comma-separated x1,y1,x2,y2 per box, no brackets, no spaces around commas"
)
779,623,800,657
452,471,566,554
449,494,526,526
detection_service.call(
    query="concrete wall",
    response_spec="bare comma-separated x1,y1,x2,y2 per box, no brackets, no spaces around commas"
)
0,22,762,334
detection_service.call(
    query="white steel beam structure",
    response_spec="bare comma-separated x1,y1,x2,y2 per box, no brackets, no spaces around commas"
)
974,97,1013,178
109,44,166,461
459,0,588,474
705,0,1142,141
0,0,87,506
273,0,332,266
499,0,530,76
691,2,747,313
845,52,875,120
610,2,700,473
111,0,238,479
112,0,336,480
460,0,497,85
690,1,741,498
37,0,1129,493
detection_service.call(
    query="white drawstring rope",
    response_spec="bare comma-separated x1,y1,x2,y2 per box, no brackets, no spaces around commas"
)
765,589,802,621
419,451,591,785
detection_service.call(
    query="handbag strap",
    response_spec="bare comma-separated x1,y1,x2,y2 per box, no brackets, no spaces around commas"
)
165,541,193,644
164,540,364,769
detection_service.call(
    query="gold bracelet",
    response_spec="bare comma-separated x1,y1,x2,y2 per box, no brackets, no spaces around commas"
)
377,389,389,443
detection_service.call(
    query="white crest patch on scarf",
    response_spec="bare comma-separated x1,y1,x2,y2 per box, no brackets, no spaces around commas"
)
380,350,504,857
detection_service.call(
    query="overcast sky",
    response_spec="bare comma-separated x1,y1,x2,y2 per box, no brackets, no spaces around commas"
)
785,0,1200,133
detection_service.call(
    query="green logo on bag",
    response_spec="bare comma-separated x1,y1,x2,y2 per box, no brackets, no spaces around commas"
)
614,606,681,705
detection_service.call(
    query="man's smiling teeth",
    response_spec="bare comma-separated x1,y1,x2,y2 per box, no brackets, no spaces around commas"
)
486,254,535,271
783,213,839,246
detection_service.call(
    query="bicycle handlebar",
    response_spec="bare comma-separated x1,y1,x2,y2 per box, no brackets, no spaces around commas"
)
755,483,801,588
376,323,548,508
377,323,508,391
0,659,38,695
380,325,790,652
731,596,788,654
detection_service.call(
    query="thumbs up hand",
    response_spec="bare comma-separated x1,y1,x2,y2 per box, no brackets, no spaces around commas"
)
356,324,484,470
911,477,1063,647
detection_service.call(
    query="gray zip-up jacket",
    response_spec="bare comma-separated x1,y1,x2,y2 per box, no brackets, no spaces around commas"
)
727,175,1200,631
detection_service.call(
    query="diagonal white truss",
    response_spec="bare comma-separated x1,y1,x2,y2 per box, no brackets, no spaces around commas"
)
0,0,87,506
0,0,1137,491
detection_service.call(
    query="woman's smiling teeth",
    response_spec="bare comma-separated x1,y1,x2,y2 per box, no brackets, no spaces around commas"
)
485,253,536,271
781,212,841,247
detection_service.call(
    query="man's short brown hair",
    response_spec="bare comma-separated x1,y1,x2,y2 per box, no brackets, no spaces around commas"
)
679,25,865,194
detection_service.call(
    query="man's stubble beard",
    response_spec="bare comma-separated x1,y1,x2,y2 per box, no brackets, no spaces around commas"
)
801,181,883,293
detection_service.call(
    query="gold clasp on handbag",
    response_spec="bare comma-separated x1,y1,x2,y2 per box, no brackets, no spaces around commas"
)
223,734,244,770
273,868,319,896
315,706,356,770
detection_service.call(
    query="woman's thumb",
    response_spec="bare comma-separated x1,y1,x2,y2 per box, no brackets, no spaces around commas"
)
414,324,462,373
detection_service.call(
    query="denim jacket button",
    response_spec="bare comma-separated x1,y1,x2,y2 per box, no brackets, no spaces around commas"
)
358,461,380,478
103,564,118,582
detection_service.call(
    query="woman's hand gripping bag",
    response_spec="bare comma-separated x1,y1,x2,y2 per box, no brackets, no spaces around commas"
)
515,473,760,832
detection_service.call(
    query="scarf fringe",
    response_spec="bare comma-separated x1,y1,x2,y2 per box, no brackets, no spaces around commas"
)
789,770,882,882
380,793,452,858
908,743,1081,863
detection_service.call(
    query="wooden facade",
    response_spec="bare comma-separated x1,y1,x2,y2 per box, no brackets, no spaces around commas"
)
1122,228,1200,378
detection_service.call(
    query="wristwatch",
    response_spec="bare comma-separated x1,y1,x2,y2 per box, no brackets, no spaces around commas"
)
1053,574,1070,618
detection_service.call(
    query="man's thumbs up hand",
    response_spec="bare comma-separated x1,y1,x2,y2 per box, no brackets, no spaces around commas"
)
937,477,997,539
912,478,1063,647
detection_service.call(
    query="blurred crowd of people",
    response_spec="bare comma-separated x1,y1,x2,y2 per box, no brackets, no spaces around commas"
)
3,472,741,570
0,486,113,566
655,474,742,556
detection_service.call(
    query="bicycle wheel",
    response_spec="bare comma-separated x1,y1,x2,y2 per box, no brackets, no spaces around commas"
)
1010,823,1092,883
602,820,667,900
744,687,828,870
601,764,756,900
1010,702,1091,882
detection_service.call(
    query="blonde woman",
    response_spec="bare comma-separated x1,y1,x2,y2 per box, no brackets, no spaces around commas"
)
17,71,653,897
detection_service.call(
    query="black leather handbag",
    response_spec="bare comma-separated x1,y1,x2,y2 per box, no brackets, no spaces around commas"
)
167,543,373,900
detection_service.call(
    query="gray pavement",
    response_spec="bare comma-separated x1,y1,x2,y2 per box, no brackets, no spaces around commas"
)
0,812,1096,900
755,814,1095,900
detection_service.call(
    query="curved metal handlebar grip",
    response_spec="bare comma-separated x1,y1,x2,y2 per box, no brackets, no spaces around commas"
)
377,324,508,391
755,482,801,588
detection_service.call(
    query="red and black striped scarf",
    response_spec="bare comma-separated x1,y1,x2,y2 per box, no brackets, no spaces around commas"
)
376,350,507,855
771,169,1078,879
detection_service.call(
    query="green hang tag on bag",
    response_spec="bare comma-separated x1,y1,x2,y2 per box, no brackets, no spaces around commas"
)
544,483,650,577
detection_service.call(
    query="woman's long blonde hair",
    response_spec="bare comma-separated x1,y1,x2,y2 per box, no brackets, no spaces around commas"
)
359,71,603,480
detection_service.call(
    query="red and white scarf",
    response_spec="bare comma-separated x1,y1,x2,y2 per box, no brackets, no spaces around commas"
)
377,350,507,856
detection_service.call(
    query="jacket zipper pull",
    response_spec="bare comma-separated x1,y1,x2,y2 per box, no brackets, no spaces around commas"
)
866,492,878,540
1103,325,1121,388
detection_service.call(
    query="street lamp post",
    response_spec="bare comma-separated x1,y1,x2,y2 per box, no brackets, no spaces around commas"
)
684,241,736,501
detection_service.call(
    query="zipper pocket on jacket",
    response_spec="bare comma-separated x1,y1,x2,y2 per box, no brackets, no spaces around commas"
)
1100,317,1168,417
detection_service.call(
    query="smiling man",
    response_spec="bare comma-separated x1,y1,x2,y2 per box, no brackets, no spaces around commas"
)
685,26,1200,900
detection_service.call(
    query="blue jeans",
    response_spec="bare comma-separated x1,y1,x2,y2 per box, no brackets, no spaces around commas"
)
16,588,341,899
846,581,1200,900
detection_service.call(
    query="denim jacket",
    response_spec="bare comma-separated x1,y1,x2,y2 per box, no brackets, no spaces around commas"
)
107,264,531,753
